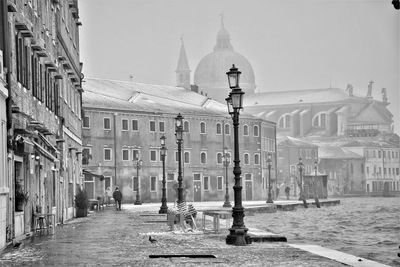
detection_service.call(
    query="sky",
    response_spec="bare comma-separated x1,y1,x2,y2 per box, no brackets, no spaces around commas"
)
79,0,400,134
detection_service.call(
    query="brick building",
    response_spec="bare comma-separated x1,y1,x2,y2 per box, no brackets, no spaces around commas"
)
82,78,276,204
2,0,82,248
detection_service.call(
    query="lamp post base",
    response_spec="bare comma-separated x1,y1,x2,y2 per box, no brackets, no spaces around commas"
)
223,201,232,208
134,200,142,205
226,227,251,246
159,204,168,214
267,192,273,203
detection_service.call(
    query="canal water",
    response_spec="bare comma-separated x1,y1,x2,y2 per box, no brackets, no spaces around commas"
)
246,197,400,266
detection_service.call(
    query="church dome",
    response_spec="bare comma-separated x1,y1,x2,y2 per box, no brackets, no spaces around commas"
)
194,19,256,102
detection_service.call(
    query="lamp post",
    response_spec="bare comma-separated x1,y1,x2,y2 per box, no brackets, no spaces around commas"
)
297,157,304,201
313,160,321,208
222,147,232,208
266,153,273,203
175,113,184,204
159,135,168,214
134,156,143,205
225,64,250,246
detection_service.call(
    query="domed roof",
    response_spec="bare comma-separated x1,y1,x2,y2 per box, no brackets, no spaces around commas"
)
193,19,256,102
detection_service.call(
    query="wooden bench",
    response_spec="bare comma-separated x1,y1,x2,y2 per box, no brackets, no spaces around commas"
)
202,210,231,233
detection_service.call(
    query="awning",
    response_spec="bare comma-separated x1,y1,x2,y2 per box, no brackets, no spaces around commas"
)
83,170,105,181
32,140,59,163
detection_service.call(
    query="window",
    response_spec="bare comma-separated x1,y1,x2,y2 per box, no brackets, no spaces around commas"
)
167,173,175,181
244,153,250,165
313,113,327,128
150,176,157,192
104,176,112,191
217,176,223,191
253,125,259,137
216,123,222,135
243,125,249,136
396,168,399,175
200,122,206,134
245,173,252,180
378,150,381,158
361,163,364,174
193,173,201,181
184,121,190,132
121,119,128,131
150,150,157,162
184,151,190,164
366,167,369,175
200,152,207,164
224,124,230,135
82,148,91,165
254,153,260,165
203,176,209,191
103,118,111,130
175,151,179,162
217,152,223,164
83,116,90,128
278,114,291,128
159,121,165,132
122,149,129,161
132,119,138,131
104,148,112,161
132,149,139,161
149,121,156,132
227,152,232,164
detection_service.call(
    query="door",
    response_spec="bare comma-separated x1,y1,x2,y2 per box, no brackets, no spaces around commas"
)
245,181,253,201
166,173,175,202
193,181,201,202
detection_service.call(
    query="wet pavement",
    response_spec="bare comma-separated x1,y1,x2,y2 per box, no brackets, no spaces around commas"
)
0,203,345,266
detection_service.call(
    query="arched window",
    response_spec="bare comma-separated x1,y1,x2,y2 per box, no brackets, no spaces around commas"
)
254,153,260,165
200,152,207,164
216,123,222,135
224,124,230,135
243,125,249,136
217,152,223,164
278,114,291,129
184,121,190,132
312,113,327,128
200,122,206,134
244,153,250,165
253,125,259,137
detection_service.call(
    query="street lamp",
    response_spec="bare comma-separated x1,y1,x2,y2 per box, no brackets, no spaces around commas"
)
297,157,304,201
222,147,232,208
225,64,250,246
266,153,273,203
159,135,168,214
134,156,143,205
314,160,320,208
175,113,184,204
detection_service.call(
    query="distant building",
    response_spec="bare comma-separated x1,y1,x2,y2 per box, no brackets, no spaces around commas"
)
82,78,276,203
2,0,83,247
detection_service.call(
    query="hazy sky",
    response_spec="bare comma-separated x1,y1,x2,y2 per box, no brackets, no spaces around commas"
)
79,0,399,133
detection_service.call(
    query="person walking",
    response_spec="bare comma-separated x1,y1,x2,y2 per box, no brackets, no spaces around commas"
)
113,187,123,211
105,187,112,206
285,186,290,200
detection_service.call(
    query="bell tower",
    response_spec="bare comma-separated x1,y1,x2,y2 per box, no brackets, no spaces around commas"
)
175,37,191,90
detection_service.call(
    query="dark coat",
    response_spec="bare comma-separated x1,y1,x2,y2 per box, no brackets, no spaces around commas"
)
113,190,122,201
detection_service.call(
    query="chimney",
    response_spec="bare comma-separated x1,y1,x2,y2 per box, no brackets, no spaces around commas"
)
381,88,388,103
366,80,373,98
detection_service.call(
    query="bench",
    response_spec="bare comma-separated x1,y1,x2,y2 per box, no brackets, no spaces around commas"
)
34,213,56,235
202,210,231,233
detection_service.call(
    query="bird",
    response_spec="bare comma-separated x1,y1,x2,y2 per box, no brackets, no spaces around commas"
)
149,236,157,243
13,241,21,248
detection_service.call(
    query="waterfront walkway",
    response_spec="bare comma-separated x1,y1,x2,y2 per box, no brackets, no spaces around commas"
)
0,200,389,266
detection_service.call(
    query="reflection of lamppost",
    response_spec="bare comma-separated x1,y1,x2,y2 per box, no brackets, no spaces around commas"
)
175,113,184,204
297,157,304,201
159,135,168,214
225,64,250,246
313,160,320,208
266,154,273,203
222,147,231,208
134,156,143,205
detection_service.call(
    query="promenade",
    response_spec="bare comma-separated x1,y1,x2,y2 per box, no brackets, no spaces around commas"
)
0,200,389,267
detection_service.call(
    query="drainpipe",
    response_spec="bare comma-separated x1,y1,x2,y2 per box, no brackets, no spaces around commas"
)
113,113,117,187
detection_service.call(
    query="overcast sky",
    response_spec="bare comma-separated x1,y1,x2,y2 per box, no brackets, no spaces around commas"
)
79,0,399,134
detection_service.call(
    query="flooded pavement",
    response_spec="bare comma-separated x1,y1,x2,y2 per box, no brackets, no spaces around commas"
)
245,197,400,266
0,206,343,267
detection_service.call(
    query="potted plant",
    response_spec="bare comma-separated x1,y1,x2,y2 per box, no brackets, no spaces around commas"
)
15,182,29,212
75,187,89,217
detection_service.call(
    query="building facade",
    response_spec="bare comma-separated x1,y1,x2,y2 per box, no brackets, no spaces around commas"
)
82,78,276,204
2,0,82,248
